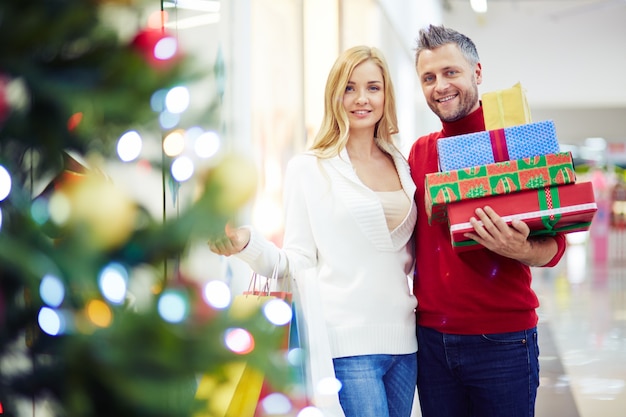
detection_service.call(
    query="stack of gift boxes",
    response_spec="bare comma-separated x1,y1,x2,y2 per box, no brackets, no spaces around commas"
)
425,83,598,252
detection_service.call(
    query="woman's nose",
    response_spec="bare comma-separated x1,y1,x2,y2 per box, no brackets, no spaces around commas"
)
356,90,369,104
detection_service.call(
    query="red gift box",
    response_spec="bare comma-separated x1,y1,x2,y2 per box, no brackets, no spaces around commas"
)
426,152,576,223
447,182,597,252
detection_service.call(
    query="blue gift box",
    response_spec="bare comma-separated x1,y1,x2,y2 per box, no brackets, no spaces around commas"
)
437,120,560,172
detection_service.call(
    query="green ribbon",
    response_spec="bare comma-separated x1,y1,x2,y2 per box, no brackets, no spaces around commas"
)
453,222,592,248
530,222,591,237
536,186,561,232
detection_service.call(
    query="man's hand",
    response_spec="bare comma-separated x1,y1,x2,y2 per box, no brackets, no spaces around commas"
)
464,206,534,261
208,223,251,256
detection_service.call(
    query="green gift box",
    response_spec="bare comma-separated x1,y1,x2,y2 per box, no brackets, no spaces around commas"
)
425,152,576,223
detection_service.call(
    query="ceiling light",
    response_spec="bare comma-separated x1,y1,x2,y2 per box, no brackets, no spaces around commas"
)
164,12,220,29
163,0,220,13
470,0,488,14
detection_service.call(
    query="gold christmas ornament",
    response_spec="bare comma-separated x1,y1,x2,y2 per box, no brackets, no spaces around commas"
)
206,153,258,214
60,175,138,250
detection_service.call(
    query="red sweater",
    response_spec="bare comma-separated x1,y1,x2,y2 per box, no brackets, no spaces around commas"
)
408,106,566,334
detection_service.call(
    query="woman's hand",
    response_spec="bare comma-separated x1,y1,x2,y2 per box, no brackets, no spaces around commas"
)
208,224,251,256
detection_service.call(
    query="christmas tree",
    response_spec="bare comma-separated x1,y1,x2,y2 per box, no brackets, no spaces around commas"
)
0,1,298,416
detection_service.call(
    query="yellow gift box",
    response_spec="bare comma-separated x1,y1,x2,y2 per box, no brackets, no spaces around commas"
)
482,82,532,130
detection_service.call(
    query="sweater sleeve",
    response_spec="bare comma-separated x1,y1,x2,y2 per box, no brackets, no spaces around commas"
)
234,226,283,278
542,233,567,267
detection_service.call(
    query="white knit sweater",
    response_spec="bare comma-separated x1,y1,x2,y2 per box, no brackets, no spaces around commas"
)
236,147,418,358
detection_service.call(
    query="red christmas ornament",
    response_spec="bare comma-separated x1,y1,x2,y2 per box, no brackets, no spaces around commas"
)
130,26,181,70
0,75,10,124
67,112,83,132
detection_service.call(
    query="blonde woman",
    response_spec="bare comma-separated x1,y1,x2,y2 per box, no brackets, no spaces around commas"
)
210,46,417,417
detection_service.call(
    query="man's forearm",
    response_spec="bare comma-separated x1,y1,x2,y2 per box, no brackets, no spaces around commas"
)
517,236,559,267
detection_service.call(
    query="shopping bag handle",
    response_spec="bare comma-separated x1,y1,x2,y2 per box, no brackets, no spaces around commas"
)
246,252,291,296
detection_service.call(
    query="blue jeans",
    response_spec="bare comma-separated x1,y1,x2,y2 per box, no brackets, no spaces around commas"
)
417,326,540,417
333,353,417,417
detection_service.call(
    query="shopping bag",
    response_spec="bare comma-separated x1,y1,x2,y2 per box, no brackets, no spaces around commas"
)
195,259,292,417
287,295,306,387
194,288,268,417
241,259,292,350
249,258,308,416
242,258,297,417
194,361,264,417
293,268,346,417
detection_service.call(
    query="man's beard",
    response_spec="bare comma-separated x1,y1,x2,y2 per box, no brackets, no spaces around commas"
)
431,82,479,123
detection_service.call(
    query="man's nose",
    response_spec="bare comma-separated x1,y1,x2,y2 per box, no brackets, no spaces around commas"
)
435,77,449,91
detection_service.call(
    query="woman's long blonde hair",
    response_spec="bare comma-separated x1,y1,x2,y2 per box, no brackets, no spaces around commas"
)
307,46,400,159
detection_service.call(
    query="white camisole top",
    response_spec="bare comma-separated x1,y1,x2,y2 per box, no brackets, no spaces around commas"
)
376,189,411,231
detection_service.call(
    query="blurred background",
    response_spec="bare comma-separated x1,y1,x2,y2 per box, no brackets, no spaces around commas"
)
148,1,626,417
1,1,625,416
